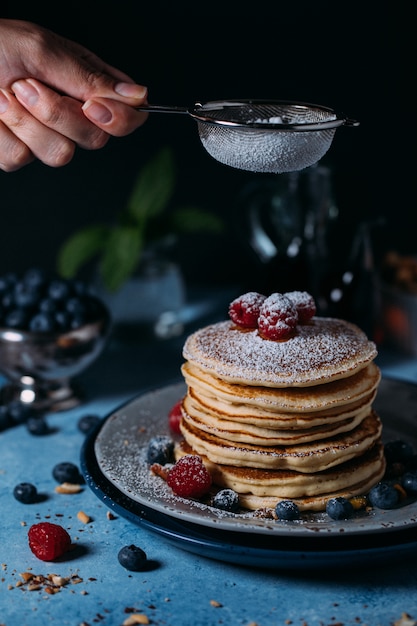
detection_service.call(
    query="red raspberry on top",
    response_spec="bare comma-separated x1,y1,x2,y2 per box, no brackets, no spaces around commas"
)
228,291,266,328
28,522,72,561
285,291,316,323
258,293,298,341
167,455,212,498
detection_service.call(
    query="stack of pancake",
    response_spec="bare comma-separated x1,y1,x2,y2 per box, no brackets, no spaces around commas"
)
176,316,386,512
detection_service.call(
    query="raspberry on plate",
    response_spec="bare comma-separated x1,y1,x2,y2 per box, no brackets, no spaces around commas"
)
257,293,298,340
228,292,266,328
285,291,316,323
28,522,72,561
167,455,212,498
168,399,183,435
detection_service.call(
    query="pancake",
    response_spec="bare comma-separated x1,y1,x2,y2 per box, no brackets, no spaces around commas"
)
182,394,372,445
181,361,381,413
183,318,377,387
178,305,384,513
179,410,383,472
175,440,386,511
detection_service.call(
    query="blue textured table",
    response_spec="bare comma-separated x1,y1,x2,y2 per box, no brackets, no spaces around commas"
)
2,321,417,626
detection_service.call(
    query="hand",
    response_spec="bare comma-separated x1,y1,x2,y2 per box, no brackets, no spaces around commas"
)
0,19,149,172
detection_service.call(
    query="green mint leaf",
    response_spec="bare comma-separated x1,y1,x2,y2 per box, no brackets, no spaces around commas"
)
127,146,175,224
100,226,144,292
57,225,108,278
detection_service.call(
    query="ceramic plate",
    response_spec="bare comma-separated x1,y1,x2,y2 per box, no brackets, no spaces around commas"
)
89,378,417,539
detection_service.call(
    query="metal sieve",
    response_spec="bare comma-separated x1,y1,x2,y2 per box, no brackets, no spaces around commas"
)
138,99,359,173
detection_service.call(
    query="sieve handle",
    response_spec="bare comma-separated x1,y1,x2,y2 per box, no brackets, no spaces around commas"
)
136,104,189,114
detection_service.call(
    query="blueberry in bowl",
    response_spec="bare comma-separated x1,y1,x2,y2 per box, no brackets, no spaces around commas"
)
0,269,111,411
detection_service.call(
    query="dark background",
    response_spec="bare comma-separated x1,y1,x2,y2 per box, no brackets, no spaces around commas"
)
0,3,414,302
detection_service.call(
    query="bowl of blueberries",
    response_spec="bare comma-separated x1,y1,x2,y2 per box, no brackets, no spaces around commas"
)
0,268,111,412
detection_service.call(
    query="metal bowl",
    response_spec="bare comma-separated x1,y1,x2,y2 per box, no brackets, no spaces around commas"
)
0,299,111,411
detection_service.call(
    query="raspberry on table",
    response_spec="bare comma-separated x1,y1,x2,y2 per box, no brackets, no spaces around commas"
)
257,293,298,340
168,399,183,435
285,291,316,323
167,455,212,498
28,522,72,561
228,292,266,328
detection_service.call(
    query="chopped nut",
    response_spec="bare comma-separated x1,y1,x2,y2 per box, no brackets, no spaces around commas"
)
55,482,83,494
77,510,91,524
122,614,150,625
20,572,34,582
210,599,222,607
106,511,117,520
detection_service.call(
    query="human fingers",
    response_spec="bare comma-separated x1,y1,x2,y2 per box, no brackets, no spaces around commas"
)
12,78,110,150
82,97,149,137
0,88,75,170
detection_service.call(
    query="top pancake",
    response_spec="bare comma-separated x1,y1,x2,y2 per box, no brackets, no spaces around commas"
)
183,318,377,387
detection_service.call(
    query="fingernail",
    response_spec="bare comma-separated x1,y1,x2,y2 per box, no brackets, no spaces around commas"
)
12,79,39,106
82,101,113,124
0,89,9,114
114,82,147,99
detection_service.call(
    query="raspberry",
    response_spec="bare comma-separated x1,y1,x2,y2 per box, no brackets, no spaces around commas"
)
257,293,298,340
285,291,316,323
228,292,266,328
28,522,72,561
168,399,183,435
167,455,212,498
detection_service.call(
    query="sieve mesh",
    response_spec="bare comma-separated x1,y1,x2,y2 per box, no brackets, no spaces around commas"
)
139,100,358,173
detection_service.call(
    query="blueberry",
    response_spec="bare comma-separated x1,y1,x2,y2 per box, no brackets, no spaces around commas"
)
401,470,417,496
212,489,240,512
77,413,101,435
326,497,354,520
52,462,82,484
146,435,175,465
29,312,57,333
368,482,400,509
26,415,50,436
4,308,29,329
13,284,40,309
48,279,72,301
7,401,35,424
0,405,11,431
275,499,301,521
22,267,48,289
13,482,38,504
384,440,414,465
117,544,148,571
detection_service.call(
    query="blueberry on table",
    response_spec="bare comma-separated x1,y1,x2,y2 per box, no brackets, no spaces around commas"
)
118,545,148,571
325,497,354,520
77,413,101,435
368,482,400,509
275,499,301,521
26,415,50,436
212,489,240,512
146,435,175,465
13,482,38,504
52,462,82,484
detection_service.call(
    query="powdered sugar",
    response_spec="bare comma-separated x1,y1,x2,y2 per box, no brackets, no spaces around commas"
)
183,318,377,387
